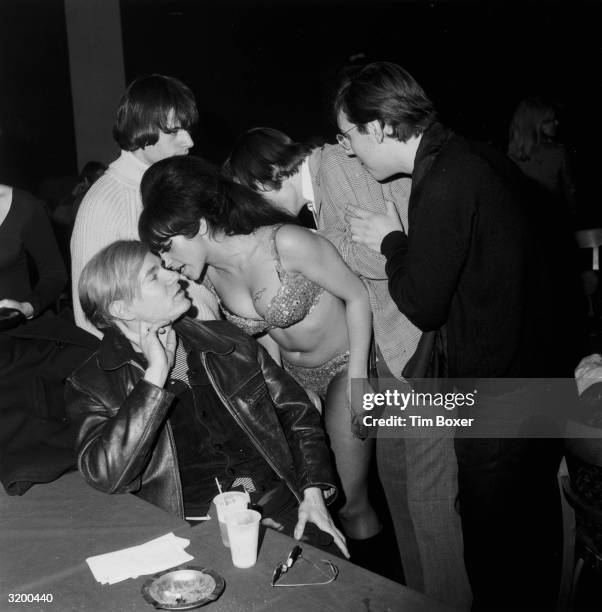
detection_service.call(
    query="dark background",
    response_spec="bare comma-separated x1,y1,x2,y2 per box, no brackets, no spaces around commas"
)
0,0,597,223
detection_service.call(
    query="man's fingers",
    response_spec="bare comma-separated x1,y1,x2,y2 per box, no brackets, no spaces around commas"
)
165,329,177,351
293,514,307,541
314,519,349,559
345,204,371,219
332,528,350,559
347,217,365,235
149,320,170,334
384,199,397,212
261,517,284,531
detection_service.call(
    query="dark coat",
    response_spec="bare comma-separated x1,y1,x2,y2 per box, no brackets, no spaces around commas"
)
381,122,577,378
65,317,337,518
0,312,99,494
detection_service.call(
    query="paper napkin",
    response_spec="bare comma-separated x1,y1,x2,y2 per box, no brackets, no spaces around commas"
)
86,532,193,585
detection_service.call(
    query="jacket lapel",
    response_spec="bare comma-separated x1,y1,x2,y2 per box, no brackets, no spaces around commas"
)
175,318,235,355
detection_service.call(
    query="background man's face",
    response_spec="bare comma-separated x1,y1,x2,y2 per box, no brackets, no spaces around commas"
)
337,111,392,181
139,128,194,165
260,172,305,216
137,108,194,165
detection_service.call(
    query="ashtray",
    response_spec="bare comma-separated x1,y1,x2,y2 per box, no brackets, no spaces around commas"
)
141,566,225,610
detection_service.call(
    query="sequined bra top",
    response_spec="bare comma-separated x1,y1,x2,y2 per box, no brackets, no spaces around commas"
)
210,224,324,336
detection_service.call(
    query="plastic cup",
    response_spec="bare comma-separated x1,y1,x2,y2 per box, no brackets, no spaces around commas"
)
224,509,261,568
212,491,250,547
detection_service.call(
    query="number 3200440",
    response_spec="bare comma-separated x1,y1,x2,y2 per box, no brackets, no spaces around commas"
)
8,593,54,603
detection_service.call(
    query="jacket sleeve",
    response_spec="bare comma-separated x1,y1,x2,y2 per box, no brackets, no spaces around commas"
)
65,376,174,495
255,345,338,502
381,165,475,331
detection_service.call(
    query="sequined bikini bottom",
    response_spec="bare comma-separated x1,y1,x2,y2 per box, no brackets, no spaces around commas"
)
282,351,349,398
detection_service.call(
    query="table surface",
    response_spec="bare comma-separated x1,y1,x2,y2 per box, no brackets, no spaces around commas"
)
1,472,454,612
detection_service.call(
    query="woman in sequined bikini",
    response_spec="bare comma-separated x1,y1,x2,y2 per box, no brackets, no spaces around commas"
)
139,155,380,542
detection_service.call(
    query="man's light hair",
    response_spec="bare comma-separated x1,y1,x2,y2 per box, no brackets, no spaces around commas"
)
79,240,149,331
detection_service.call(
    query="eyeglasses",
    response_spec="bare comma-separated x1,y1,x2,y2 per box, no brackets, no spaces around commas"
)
336,124,359,151
270,545,339,587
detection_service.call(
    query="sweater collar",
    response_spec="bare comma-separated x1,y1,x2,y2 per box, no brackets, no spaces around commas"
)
107,150,150,187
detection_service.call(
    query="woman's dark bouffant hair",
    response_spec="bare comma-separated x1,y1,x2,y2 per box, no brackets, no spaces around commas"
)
223,127,312,191
139,155,296,253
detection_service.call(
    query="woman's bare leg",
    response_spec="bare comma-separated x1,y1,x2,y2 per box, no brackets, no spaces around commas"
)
324,369,381,539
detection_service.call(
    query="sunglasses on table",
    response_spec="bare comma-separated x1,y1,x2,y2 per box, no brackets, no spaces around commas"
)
270,545,339,587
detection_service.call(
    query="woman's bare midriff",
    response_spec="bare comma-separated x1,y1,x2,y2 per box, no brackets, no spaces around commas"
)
269,292,349,368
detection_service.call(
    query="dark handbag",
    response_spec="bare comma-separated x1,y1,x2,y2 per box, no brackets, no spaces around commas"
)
401,327,448,389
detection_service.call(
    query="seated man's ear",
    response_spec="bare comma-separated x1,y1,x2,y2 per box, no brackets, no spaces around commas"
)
108,299,135,322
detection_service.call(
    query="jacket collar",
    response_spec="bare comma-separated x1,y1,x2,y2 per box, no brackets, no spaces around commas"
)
98,327,146,371
412,121,453,188
174,317,234,355
97,317,235,371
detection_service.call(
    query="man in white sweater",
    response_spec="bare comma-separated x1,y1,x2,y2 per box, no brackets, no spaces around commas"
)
71,74,219,337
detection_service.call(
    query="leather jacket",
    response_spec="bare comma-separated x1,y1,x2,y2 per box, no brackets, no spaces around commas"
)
65,317,337,517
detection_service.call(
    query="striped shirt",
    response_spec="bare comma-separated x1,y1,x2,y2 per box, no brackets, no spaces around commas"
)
308,144,421,379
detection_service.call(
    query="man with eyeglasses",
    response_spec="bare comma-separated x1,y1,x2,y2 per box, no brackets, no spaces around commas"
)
336,61,572,611
326,70,471,610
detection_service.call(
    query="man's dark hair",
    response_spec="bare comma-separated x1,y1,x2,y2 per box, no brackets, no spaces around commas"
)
224,127,312,191
139,155,296,253
334,61,437,142
113,74,198,151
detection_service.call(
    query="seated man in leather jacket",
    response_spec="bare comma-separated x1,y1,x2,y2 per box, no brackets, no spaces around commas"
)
66,240,348,557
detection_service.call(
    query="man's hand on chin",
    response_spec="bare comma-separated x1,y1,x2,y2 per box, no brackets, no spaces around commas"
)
294,487,349,558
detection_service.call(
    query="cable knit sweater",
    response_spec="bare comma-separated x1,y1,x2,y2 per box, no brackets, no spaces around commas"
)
71,151,218,337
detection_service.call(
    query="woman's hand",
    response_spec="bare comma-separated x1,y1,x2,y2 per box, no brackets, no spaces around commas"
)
345,200,404,252
0,299,34,319
295,487,349,558
347,376,375,440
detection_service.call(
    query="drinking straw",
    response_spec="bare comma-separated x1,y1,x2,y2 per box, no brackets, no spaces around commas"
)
215,477,223,497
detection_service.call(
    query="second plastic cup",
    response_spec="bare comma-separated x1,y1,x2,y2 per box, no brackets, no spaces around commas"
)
224,509,262,568
212,491,250,547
